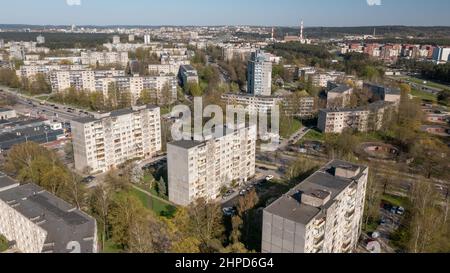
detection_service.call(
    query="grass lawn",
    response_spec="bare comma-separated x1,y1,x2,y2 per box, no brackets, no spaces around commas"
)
102,240,122,253
160,106,172,115
364,220,380,234
0,235,9,252
381,194,409,208
298,128,324,143
411,88,438,102
408,77,450,90
281,118,303,138
129,187,176,218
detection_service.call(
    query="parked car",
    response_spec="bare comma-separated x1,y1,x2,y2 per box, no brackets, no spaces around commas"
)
81,176,96,183
396,207,405,215
265,175,274,181
390,206,399,214
222,207,236,217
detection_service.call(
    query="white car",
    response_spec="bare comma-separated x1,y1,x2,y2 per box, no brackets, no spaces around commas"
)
265,175,274,181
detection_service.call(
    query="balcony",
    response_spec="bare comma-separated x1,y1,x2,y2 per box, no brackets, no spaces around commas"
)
345,209,355,220
313,235,325,248
314,218,326,229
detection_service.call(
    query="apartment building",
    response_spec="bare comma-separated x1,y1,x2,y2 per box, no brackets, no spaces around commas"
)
262,160,368,253
247,50,273,96
71,105,162,174
179,64,199,87
221,93,315,118
363,83,401,105
222,44,258,61
49,69,125,92
95,75,178,104
80,51,129,67
326,82,354,108
16,64,89,79
148,64,180,76
311,72,346,88
432,47,450,64
0,174,98,253
167,125,257,206
318,101,394,133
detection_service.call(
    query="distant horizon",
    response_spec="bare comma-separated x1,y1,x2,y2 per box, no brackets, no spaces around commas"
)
0,0,449,27
1,23,450,29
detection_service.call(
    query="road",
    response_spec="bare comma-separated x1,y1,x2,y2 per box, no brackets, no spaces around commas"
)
0,85,93,123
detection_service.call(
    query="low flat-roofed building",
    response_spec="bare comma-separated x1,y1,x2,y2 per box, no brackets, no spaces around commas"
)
0,108,17,120
262,160,368,253
0,125,65,152
0,182,98,253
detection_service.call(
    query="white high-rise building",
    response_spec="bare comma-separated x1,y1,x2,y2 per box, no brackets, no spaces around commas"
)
168,125,257,206
71,105,162,174
247,50,272,96
112,35,121,45
144,34,151,45
262,160,368,253
36,35,45,44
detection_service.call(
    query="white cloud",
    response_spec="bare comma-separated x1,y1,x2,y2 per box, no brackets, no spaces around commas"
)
66,0,82,6
366,0,382,6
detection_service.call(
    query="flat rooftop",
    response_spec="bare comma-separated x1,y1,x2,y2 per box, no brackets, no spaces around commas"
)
72,105,159,124
0,183,97,253
328,84,353,94
169,139,204,149
265,160,367,225
0,172,20,192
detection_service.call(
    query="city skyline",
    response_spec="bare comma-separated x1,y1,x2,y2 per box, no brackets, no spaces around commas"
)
0,0,449,27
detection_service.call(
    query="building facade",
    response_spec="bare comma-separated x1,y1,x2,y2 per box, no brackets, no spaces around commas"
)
167,125,257,206
0,177,98,253
317,101,394,133
222,93,315,118
179,64,199,88
71,105,162,174
262,160,368,253
247,50,272,96
80,51,129,67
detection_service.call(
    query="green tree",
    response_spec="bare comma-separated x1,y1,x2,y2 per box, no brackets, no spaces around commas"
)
157,177,167,197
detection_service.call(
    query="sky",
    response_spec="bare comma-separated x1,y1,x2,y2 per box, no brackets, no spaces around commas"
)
1,0,450,27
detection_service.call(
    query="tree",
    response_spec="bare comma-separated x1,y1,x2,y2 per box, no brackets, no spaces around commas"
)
324,129,358,160
157,177,167,197
185,199,225,252
410,138,450,179
186,82,202,97
408,180,444,253
363,170,382,231
108,195,153,252
137,89,154,105
91,184,113,250
104,170,130,192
